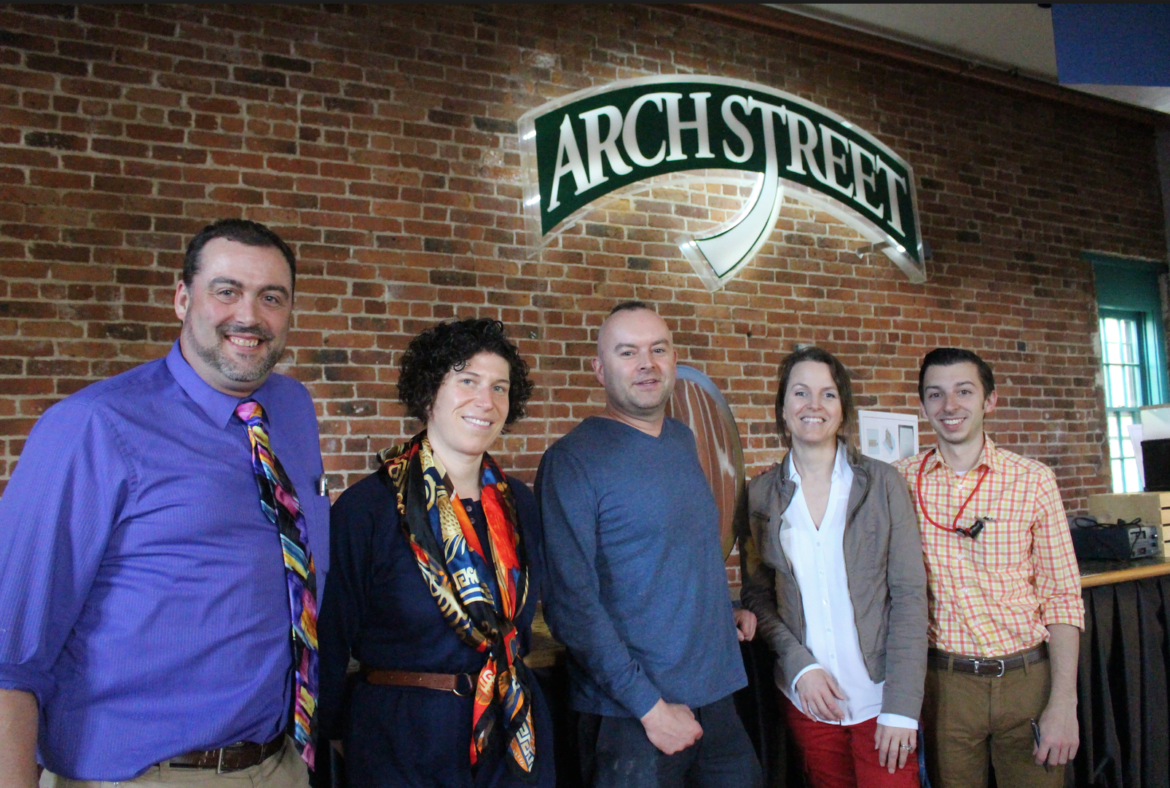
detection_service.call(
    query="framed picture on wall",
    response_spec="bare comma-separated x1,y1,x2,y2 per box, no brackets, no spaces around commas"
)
857,410,919,463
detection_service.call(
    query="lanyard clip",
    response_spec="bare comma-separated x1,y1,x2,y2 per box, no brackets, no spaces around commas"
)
957,518,987,539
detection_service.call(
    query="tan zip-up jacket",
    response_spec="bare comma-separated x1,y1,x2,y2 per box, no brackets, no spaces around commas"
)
737,444,928,721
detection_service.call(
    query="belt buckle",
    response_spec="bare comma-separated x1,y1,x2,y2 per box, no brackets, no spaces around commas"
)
973,658,1005,677
454,673,475,697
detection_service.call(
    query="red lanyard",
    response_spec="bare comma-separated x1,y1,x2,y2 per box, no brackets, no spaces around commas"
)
916,449,990,539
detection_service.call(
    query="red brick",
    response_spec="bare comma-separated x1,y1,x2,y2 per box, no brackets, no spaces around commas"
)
0,4,1160,512
26,54,88,77
29,170,91,189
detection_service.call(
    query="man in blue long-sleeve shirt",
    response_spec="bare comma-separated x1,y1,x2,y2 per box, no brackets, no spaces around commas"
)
0,219,328,786
536,301,761,788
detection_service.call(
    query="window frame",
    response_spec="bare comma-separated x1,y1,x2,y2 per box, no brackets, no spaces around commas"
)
1099,308,1150,408
1098,309,1146,492
1089,253,1169,493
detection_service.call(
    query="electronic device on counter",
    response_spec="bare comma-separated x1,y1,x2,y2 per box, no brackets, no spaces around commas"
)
1069,516,1160,561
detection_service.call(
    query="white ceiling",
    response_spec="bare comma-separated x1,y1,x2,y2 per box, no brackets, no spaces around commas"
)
776,4,1170,114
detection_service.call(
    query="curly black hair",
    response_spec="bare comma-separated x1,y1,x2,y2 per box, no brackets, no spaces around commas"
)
398,318,534,426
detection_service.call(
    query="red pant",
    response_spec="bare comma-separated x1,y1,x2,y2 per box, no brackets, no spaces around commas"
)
784,697,919,788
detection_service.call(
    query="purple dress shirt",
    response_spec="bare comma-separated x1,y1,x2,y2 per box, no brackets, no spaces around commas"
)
0,342,329,780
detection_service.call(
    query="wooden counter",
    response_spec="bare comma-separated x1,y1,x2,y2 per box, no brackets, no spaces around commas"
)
1079,555,1170,588
523,606,563,669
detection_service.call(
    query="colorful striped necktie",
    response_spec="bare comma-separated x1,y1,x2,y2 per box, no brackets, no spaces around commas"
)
236,399,318,769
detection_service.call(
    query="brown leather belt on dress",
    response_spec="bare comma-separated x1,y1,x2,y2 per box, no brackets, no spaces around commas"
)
361,665,475,696
928,644,1047,677
167,733,285,773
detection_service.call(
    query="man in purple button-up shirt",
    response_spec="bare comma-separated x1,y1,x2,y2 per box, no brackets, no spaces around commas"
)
0,220,329,786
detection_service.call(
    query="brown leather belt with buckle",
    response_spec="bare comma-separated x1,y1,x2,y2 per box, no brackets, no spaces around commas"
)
361,666,475,696
928,644,1047,677
167,733,285,773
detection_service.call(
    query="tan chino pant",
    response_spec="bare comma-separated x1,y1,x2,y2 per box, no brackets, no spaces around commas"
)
41,736,310,788
922,655,1065,788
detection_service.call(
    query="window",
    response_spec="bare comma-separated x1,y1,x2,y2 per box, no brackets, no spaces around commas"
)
1100,311,1146,491
1091,255,1169,493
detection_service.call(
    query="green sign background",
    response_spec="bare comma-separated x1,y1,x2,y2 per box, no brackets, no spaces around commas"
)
530,79,920,265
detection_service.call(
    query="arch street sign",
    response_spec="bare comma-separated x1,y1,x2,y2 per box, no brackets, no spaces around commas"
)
519,76,925,289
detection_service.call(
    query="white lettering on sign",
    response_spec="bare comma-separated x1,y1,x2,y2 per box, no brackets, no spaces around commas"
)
624,94,668,167
522,76,924,288
721,95,753,163
579,105,631,189
547,114,589,211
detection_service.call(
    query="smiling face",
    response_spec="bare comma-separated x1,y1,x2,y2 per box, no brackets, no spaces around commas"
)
781,360,844,451
425,351,512,466
920,361,998,449
592,307,677,429
174,238,293,397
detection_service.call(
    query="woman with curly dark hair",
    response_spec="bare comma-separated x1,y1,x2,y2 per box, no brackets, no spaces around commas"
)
317,318,553,788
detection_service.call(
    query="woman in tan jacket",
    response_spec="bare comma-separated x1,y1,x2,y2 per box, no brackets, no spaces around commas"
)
739,347,928,788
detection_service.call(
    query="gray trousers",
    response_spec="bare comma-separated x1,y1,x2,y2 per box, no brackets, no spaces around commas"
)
578,695,762,788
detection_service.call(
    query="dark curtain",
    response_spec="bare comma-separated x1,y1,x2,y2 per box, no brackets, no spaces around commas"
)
1073,576,1170,788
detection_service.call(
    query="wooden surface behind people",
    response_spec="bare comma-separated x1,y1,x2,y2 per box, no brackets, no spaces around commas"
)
1079,555,1170,588
665,365,745,559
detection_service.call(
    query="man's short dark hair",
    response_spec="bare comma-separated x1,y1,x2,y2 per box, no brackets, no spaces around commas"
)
774,346,856,449
182,219,297,290
609,300,654,316
398,317,534,426
918,348,996,400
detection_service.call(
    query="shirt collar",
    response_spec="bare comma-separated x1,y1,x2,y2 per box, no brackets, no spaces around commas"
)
977,436,999,472
924,433,998,475
785,442,851,484
165,340,277,429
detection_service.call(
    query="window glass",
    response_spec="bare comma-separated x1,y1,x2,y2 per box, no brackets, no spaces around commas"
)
1091,256,1168,494
1100,312,1146,492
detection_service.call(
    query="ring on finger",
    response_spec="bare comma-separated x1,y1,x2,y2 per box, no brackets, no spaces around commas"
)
899,744,913,751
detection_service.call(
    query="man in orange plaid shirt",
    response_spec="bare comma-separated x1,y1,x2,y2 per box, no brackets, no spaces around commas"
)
892,348,1083,788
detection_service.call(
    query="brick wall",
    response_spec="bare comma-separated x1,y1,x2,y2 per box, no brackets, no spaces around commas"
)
0,4,1165,515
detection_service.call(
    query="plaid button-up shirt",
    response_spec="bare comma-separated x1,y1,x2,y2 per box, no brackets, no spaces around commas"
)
892,437,1084,657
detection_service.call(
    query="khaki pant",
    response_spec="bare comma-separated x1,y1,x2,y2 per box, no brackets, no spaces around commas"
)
42,737,309,788
922,655,1064,788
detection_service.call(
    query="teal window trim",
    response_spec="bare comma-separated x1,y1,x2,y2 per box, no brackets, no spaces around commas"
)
1100,308,1153,406
1087,253,1169,405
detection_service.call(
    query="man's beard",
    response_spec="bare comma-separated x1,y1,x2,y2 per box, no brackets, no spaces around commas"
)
188,322,284,384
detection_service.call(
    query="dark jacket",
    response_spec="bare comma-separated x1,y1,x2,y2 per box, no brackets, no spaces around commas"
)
737,444,928,720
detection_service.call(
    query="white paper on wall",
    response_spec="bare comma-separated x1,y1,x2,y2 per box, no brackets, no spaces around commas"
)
1140,407,1170,441
1129,424,1145,489
857,410,918,463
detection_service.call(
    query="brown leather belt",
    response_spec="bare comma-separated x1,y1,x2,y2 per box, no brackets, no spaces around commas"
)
167,733,285,773
928,644,1047,677
361,666,475,696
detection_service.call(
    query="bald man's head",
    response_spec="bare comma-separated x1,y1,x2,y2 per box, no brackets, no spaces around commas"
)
596,300,656,354
592,303,676,427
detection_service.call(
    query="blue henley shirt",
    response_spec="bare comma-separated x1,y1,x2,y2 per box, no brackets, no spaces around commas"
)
536,416,746,719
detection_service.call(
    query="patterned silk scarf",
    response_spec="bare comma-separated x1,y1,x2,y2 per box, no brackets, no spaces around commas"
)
380,432,537,779
237,400,318,769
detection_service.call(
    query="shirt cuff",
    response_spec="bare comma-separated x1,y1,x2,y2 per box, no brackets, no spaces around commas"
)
1042,602,1086,631
0,668,51,710
624,678,665,721
877,712,919,730
789,663,822,695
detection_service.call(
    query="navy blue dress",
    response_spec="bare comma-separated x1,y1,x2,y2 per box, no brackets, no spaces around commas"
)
317,470,554,788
